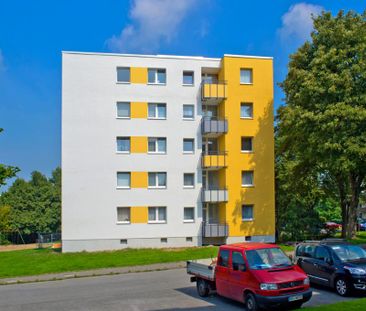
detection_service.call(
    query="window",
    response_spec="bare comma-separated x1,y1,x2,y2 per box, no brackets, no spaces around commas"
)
148,172,167,188
117,102,130,118
117,172,130,188
186,237,193,242
183,138,194,153
184,173,195,188
232,251,246,271
240,68,253,84
148,103,167,119
116,137,130,153
183,105,194,119
315,246,331,262
245,236,252,242
183,71,194,85
242,205,254,221
296,244,316,258
117,67,130,83
217,249,230,267
148,207,167,223
148,68,166,84
242,171,254,186
184,207,195,222
120,239,128,244
161,238,168,243
241,137,253,152
148,137,167,153
241,103,253,119
117,207,130,223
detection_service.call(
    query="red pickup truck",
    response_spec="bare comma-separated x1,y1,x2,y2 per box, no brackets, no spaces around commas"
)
187,243,312,310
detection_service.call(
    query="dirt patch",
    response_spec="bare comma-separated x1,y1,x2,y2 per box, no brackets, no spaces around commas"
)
0,244,38,252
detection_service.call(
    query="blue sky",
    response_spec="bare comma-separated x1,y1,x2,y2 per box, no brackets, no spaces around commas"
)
0,0,364,188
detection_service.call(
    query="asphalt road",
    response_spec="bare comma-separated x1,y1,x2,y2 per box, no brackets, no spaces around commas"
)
0,269,360,311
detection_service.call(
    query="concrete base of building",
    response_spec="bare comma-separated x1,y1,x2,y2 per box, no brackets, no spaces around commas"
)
226,235,275,244
62,236,202,253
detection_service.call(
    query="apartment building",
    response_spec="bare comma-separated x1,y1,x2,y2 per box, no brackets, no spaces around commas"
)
61,52,275,252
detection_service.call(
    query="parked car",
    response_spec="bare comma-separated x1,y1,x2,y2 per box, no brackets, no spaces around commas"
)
359,220,366,231
294,240,366,296
187,243,312,311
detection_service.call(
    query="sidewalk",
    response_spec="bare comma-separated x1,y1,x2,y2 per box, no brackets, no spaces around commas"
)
0,261,187,286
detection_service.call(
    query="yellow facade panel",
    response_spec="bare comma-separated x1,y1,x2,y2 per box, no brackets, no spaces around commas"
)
131,206,148,223
131,102,147,118
131,136,147,153
131,172,148,188
130,67,148,84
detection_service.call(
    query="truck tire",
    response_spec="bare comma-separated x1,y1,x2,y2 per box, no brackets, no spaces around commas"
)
245,293,258,311
197,278,209,297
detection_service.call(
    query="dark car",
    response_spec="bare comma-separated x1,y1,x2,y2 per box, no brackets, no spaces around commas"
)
294,240,366,296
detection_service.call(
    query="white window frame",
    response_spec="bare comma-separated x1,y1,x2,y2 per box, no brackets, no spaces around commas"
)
148,68,166,85
148,103,167,120
117,172,131,189
241,137,253,153
148,172,167,189
116,207,131,224
241,170,254,187
242,205,254,221
116,102,131,119
183,207,195,223
148,137,167,154
148,206,167,224
183,104,195,120
182,71,194,86
240,102,253,119
183,138,195,154
183,173,195,188
116,137,130,153
116,67,130,84
240,68,253,85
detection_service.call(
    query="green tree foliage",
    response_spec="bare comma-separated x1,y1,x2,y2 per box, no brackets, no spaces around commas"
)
278,10,366,239
0,128,19,187
0,168,61,234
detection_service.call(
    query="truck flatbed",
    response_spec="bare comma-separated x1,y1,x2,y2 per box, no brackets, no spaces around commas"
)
187,259,216,281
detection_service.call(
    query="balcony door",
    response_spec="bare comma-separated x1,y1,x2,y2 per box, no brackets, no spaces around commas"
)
203,204,219,224
202,138,218,154
201,73,218,84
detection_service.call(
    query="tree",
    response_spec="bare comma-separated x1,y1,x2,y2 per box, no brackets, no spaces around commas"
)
0,128,20,187
278,10,366,238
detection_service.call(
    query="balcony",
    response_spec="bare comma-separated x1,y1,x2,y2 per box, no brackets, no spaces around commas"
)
201,118,228,137
202,222,229,238
201,188,228,202
201,81,227,105
201,152,227,170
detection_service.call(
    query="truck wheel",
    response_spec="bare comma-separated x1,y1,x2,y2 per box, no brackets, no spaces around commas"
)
245,293,258,311
197,278,209,297
335,277,351,296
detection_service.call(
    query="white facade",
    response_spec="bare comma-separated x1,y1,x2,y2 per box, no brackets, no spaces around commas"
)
62,52,221,252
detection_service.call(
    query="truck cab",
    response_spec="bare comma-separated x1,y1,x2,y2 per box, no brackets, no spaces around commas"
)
188,243,312,310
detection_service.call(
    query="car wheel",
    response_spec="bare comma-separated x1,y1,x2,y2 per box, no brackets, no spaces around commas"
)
335,277,350,296
245,293,259,311
196,278,209,297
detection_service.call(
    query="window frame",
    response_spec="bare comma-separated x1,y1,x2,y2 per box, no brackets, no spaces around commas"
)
183,173,195,188
240,68,253,85
241,137,253,153
148,68,166,85
240,102,253,119
116,102,131,119
116,136,131,153
148,172,167,189
182,71,194,86
148,206,167,224
148,103,167,120
116,207,131,224
183,104,195,120
117,172,131,189
116,67,131,83
148,137,167,154
241,170,254,187
242,204,254,221
183,138,195,154
183,207,195,223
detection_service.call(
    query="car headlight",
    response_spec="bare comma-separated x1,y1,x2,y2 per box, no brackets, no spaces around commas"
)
260,283,278,290
344,266,366,275
303,277,310,285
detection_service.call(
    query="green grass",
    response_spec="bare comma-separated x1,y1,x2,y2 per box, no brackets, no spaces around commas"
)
0,246,218,279
303,298,366,310
278,244,295,252
348,231,366,245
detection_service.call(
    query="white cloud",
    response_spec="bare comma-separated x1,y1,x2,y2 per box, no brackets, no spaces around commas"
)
106,0,197,53
278,3,323,42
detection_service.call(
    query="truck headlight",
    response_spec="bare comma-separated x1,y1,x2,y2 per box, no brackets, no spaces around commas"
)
303,277,310,285
260,283,278,290
344,266,366,275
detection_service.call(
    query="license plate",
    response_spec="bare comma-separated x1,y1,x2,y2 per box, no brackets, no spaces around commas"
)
288,294,303,302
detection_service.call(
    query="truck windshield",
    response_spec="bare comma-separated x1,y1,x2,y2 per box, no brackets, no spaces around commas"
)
330,245,366,262
246,248,292,270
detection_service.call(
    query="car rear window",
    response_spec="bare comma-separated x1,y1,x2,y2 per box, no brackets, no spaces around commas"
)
217,249,230,267
296,244,316,258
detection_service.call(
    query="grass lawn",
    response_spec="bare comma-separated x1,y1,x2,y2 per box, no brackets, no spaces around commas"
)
348,231,366,245
303,298,366,310
0,246,218,279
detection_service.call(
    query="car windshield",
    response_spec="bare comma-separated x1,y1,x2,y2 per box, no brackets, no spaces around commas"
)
330,245,366,262
246,248,292,270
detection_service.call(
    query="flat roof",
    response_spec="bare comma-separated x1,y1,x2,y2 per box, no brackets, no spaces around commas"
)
62,51,273,61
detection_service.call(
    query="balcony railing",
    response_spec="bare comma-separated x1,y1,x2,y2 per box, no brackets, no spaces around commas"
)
201,151,227,169
201,81,227,104
201,117,228,136
201,188,228,202
202,222,229,237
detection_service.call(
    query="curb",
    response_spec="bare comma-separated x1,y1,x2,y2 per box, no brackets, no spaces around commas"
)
0,261,187,286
